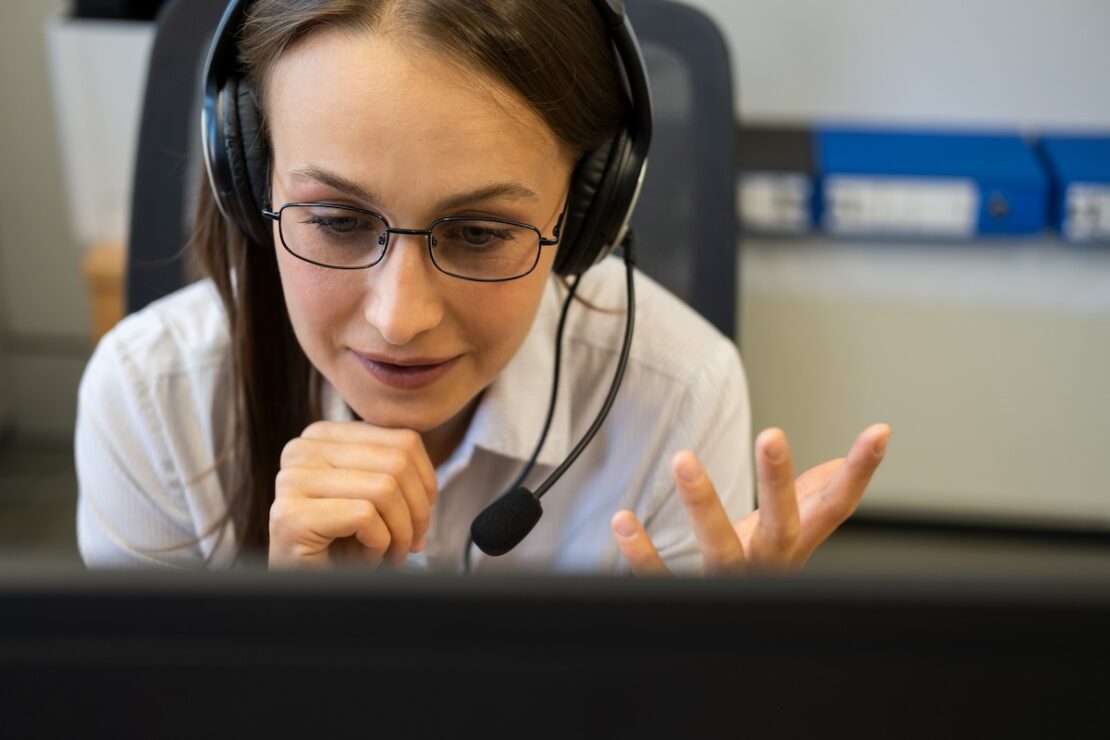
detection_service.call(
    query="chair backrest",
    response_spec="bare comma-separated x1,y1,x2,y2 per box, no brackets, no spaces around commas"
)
126,0,226,314
126,0,738,338
626,0,738,339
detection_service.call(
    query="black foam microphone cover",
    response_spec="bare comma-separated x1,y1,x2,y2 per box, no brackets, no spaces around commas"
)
470,487,543,557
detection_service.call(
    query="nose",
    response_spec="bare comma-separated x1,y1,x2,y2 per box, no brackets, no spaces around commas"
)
363,233,445,346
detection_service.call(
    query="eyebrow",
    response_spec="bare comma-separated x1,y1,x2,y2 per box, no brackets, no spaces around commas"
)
289,165,540,212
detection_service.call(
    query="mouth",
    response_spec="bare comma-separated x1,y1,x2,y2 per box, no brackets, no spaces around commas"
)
349,350,462,391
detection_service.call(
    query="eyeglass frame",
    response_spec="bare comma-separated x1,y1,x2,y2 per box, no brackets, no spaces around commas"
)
261,201,566,283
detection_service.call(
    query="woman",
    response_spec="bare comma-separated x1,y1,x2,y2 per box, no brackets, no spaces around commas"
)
75,0,889,572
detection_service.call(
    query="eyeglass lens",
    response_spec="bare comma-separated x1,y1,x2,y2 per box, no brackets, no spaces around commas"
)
278,204,542,280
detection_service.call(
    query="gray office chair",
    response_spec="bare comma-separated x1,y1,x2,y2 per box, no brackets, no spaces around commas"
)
627,0,737,338
127,0,738,337
126,0,225,315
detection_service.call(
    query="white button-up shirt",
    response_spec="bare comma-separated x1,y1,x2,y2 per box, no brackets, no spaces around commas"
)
76,256,753,572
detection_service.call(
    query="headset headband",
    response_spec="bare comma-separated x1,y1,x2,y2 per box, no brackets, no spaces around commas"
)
202,0,652,276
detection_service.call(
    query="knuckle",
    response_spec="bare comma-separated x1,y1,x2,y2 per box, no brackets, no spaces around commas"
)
356,499,377,523
763,523,800,551
382,449,408,479
680,481,717,507
396,428,422,453
760,464,792,488
279,438,304,468
268,496,296,528
377,478,402,507
302,420,332,438
273,468,299,495
289,543,319,560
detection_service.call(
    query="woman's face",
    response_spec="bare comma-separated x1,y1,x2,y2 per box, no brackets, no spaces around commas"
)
266,29,575,453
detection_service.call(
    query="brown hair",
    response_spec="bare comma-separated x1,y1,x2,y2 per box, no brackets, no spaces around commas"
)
191,0,626,554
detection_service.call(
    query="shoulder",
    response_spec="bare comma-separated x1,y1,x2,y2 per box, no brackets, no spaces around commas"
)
568,255,743,389
558,255,750,472
75,279,236,567
77,278,232,457
87,279,229,382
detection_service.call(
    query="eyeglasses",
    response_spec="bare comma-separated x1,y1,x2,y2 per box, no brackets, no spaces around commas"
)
262,202,563,282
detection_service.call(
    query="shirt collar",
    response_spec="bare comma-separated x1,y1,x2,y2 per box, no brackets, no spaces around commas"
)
321,278,571,470
464,283,571,470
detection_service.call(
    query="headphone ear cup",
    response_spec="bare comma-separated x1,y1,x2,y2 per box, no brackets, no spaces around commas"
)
555,131,632,276
221,76,271,246
236,80,271,222
555,138,611,276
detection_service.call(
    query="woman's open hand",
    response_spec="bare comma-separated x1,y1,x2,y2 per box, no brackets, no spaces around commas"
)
268,421,438,569
611,424,890,574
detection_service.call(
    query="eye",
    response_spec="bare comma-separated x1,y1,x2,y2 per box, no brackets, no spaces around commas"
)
442,222,515,248
303,213,363,235
462,225,498,246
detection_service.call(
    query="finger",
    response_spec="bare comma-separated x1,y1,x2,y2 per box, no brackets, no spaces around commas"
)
732,457,841,549
327,536,384,569
671,451,746,574
748,428,801,571
282,438,432,552
277,467,414,564
795,459,845,501
794,423,890,565
300,422,439,504
269,498,392,569
611,510,670,576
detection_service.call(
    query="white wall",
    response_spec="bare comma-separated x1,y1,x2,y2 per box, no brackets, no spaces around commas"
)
0,0,89,439
685,0,1110,129
740,237,1110,529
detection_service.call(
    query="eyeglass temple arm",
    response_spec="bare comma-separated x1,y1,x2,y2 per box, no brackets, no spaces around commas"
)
543,194,572,245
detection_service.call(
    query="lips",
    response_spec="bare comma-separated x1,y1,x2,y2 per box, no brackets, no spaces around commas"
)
350,350,461,391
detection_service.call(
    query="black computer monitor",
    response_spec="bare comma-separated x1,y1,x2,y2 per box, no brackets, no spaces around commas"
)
2,569,1107,736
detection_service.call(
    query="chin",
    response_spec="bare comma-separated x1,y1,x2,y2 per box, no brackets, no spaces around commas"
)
341,383,471,433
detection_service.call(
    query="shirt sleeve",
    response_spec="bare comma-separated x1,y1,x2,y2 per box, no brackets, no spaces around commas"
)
640,337,754,574
74,329,204,567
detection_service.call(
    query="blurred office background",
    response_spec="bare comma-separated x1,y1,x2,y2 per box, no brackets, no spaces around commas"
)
0,0,1108,570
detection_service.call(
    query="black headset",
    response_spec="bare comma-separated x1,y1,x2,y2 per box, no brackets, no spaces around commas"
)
201,0,653,277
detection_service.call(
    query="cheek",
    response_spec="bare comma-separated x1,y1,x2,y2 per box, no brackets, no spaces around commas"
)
461,248,557,370
275,248,360,351
458,276,548,372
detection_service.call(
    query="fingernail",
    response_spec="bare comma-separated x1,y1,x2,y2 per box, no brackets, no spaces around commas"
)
764,436,785,462
675,454,700,483
412,534,426,552
613,513,637,538
873,435,888,457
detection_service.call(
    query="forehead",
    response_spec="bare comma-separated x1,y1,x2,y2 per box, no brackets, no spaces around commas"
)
265,28,569,207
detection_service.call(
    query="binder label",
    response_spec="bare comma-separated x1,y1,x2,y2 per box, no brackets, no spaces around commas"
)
739,173,811,233
824,177,979,236
1063,183,1110,241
